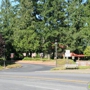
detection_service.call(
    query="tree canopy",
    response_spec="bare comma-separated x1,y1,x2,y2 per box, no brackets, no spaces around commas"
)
0,0,90,59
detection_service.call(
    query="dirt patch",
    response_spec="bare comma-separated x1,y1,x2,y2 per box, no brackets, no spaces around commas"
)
16,60,56,66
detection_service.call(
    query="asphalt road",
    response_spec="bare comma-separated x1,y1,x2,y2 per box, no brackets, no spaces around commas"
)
0,64,90,90
1,63,54,72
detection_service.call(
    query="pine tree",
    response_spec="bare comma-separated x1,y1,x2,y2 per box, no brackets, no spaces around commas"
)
65,0,87,53
12,0,40,55
36,0,67,56
0,0,15,59
83,0,90,55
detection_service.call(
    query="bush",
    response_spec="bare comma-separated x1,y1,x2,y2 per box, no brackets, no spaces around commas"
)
23,57,32,60
84,46,90,56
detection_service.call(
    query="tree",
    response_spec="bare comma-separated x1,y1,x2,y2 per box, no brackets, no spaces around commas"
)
12,0,40,57
35,0,67,57
84,46,90,56
0,0,15,59
0,0,90,59
64,0,87,54
82,0,90,47
13,29,39,52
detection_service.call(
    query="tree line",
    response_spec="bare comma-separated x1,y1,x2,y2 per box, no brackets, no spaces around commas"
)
0,0,90,60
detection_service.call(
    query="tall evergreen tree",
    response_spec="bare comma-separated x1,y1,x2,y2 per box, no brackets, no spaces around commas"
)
12,0,40,56
36,0,67,57
83,0,90,55
0,0,15,59
65,0,86,54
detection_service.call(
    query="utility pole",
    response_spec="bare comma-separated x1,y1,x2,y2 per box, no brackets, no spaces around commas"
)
55,40,57,67
3,42,6,68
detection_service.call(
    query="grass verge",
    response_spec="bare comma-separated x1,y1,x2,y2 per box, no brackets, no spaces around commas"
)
78,66,90,69
6,63,22,69
0,63,22,70
51,59,90,70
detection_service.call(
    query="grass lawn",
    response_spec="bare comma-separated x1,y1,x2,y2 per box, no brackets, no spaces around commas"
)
79,66,90,69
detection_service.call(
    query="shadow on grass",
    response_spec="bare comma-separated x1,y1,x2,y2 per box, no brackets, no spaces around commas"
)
0,60,22,69
0,60,15,67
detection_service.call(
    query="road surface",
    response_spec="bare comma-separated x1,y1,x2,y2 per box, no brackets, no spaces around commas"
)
0,63,89,90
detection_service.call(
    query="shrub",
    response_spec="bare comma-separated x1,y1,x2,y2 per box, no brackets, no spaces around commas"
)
84,46,90,56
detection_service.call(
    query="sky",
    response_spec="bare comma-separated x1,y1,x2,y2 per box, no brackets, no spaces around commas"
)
0,0,19,6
